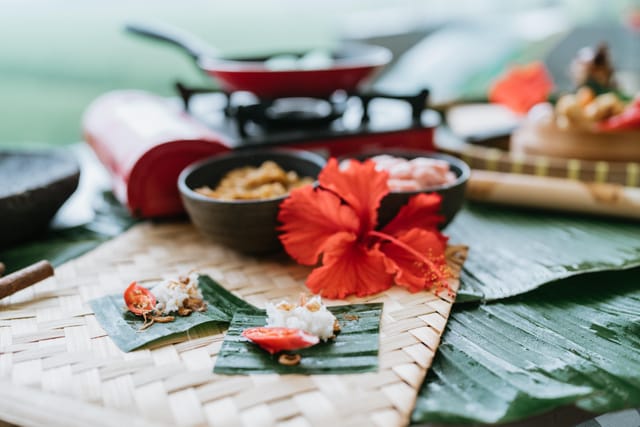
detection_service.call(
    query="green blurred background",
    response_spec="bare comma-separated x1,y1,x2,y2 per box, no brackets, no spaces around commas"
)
0,0,638,148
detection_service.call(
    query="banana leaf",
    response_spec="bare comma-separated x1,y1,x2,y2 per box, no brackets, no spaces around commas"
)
0,192,136,273
412,266,640,425
448,203,640,302
90,275,256,352
214,303,383,375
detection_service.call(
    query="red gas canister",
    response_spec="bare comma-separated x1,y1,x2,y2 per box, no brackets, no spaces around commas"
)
83,91,232,217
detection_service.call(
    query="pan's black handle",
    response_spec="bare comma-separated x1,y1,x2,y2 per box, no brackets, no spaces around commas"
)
124,21,220,61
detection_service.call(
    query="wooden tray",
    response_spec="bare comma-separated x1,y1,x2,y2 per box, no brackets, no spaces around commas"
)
0,222,466,427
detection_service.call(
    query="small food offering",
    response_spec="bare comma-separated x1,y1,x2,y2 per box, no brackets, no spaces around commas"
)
123,272,207,330
265,295,339,341
91,274,258,352
153,273,207,315
368,155,457,191
553,88,627,131
242,295,339,362
502,44,640,162
214,302,383,375
195,161,313,200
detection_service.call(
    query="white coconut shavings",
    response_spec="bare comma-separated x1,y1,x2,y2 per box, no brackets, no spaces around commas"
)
153,272,203,315
265,295,337,341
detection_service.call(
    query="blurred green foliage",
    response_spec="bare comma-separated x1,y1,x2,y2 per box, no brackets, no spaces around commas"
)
0,0,635,146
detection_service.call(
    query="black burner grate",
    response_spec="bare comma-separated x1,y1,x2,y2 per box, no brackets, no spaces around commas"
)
175,82,430,138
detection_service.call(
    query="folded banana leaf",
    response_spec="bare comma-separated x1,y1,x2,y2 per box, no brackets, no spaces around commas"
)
214,303,383,375
90,275,256,352
412,266,640,425
448,203,640,302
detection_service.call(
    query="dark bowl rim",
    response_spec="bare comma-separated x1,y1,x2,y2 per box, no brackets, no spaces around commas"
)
0,148,80,200
344,150,471,194
178,148,327,205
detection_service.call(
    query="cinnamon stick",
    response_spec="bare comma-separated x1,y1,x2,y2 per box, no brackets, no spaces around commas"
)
0,260,54,300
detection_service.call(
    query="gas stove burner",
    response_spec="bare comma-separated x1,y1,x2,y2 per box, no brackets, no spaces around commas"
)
360,89,429,123
234,97,348,135
176,83,348,136
266,98,340,122
174,81,438,147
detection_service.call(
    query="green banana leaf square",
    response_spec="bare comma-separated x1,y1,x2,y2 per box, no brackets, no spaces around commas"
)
214,303,383,375
90,275,257,352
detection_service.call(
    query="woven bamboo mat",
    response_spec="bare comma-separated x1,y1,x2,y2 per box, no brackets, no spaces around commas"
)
441,143,640,188
0,222,467,427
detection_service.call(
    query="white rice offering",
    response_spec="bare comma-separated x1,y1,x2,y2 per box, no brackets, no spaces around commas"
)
265,295,337,341
153,272,203,314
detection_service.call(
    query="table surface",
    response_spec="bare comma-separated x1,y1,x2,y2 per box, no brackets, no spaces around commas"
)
2,145,639,427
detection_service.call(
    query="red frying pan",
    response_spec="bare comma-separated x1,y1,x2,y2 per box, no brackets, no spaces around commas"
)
125,22,392,98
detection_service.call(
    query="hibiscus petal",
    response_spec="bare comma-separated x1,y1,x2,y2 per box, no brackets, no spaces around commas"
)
378,228,449,293
382,193,445,236
488,61,554,114
306,237,393,299
278,185,360,265
319,158,389,232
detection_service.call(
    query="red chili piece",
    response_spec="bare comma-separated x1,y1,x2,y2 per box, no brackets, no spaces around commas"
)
123,281,156,316
242,327,319,354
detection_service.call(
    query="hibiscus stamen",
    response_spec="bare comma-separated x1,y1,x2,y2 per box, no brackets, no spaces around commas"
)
368,230,448,287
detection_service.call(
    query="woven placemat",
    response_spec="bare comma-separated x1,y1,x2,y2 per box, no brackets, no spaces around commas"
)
0,222,467,427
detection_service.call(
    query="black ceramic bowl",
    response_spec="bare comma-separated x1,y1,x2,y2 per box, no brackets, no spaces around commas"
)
178,149,326,254
0,150,80,250
352,151,470,229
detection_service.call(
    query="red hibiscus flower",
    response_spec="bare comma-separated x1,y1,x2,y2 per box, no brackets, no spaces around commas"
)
277,158,450,299
489,61,554,114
